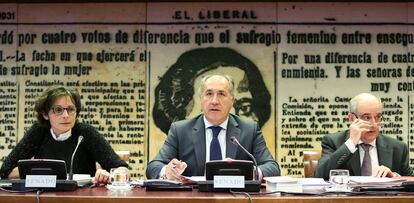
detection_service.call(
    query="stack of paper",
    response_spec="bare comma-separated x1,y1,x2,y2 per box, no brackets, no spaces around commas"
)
348,176,406,186
73,174,92,187
263,176,302,193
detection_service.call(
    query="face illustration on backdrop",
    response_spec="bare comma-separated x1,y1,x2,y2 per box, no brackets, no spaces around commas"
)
152,47,271,135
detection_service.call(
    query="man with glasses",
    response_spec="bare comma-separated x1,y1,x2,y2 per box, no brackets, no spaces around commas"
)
315,93,414,180
0,85,127,184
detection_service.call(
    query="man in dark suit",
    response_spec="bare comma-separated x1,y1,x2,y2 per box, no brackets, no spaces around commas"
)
316,93,414,180
146,75,279,180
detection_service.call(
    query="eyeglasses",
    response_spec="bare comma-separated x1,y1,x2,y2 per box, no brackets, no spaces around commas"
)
351,112,382,123
50,106,77,115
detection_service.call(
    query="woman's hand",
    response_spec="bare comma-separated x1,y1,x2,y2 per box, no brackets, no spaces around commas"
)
93,168,110,184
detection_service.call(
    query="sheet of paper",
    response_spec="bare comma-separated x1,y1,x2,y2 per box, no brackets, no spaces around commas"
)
263,176,298,184
298,178,330,186
73,174,92,181
180,175,205,182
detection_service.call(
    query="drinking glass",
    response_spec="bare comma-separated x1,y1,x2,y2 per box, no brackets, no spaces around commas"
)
110,167,130,187
329,169,350,191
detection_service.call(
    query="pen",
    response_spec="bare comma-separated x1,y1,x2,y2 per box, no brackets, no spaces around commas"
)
172,160,182,170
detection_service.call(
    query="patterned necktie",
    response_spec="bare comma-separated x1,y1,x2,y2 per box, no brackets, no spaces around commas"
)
360,143,372,176
209,126,222,161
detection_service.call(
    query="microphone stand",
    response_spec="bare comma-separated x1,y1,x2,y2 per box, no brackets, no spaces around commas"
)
69,135,84,180
230,136,260,181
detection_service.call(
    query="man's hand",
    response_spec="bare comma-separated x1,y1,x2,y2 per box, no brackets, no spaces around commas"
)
349,118,372,146
165,158,187,180
93,168,110,184
373,165,395,178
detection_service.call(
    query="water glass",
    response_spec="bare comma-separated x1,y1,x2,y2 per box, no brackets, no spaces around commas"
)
329,169,350,191
110,167,130,187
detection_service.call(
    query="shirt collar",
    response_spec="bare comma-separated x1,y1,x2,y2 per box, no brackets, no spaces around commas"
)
203,116,229,130
50,128,72,141
358,139,376,148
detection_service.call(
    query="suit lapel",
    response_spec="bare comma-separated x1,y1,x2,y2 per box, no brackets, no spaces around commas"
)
349,150,361,176
192,116,206,175
376,134,392,168
345,131,361,175
226,115,240,159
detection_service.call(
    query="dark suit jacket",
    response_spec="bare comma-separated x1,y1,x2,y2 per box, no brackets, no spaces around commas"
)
315,130,414,180
146,114,280,179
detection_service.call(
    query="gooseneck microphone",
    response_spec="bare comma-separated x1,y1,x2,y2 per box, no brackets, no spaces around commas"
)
68,135,84,180
230,136,259,181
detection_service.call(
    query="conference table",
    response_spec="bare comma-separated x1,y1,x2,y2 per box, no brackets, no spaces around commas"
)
0,186,413,203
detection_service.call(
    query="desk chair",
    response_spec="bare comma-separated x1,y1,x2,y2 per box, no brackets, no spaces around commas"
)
303,149,321,178
115,151,130,163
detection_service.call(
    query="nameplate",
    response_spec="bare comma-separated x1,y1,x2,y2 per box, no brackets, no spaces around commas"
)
25,175,57,188
213,176,245,188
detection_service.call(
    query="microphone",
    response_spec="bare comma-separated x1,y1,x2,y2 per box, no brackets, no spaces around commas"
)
68,135,84,180
230,136,259,181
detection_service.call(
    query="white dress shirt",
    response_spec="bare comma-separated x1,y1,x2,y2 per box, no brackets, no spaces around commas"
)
345,139,379,174
204,116,229,161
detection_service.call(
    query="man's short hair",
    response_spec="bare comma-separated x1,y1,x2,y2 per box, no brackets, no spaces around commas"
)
198,74,235,99
349,93,382,113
